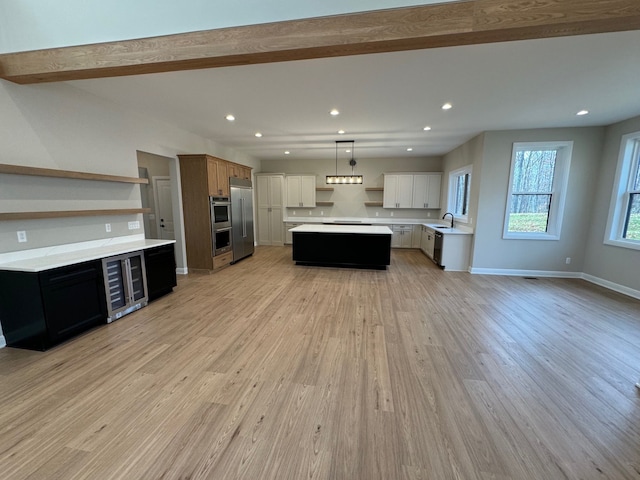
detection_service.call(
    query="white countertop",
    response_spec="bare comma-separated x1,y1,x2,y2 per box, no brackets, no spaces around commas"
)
290,224,393,235
284,217,473,235
0,236,176,272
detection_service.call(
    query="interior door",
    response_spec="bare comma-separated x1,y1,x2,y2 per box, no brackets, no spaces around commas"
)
153,177,175,240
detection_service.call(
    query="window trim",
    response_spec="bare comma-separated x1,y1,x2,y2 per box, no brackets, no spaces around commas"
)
604,131,640,251
503,141,573,240
447,165,472,224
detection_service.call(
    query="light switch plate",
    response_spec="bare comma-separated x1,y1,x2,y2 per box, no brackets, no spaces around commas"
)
128,221,141,230
105,223,111,232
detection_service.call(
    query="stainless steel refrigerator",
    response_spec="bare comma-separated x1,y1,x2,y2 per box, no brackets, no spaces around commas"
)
230,177,255,263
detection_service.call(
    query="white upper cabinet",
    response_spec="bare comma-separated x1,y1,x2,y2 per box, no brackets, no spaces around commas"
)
384,173,441,209
383,174,413,208
412,173,442,209
286,175,316,207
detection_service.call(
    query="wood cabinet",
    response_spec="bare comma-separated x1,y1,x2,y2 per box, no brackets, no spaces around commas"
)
383,174,414,208
229,163,252,181
383,173,442,209
256,174,285,246
0,260,107,350
412,174,442,209
178,154,252,270
286,175,316,207
144,244,177,301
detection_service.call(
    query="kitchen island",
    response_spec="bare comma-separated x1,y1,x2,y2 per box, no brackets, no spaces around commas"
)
290,224,393,270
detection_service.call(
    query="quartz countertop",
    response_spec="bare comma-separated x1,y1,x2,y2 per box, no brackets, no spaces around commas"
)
284,216,474,234
0,236,175,272
290,224,393,235
421,224,473,235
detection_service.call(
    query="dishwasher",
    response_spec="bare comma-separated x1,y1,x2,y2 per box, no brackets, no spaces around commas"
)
433,231,444,268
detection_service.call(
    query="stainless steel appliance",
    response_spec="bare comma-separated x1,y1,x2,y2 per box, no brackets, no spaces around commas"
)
210,197,231,230
102,251,148,323
433,231,443,268
213,226,232,256
230,177,255,263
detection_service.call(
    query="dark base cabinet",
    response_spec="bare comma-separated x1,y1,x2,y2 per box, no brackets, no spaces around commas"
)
292,232,391,270
0,260,107,351
144,244,177,301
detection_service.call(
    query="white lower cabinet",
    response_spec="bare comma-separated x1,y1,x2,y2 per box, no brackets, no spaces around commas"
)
285,223,303,244
391,225,414,248
420,225,435,259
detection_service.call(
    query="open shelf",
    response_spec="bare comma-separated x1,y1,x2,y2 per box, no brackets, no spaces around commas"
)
316,187,334,191
364,201,384,207
315,201,334,206
0,208,151,221
365,187,384,191
0,163,149,184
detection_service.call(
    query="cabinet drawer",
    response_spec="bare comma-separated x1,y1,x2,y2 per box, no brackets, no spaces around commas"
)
213,251,233,270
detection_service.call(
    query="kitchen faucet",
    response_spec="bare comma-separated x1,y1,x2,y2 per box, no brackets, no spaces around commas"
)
442,212,454,228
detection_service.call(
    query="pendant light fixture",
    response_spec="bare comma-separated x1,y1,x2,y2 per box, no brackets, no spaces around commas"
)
326,140,363,184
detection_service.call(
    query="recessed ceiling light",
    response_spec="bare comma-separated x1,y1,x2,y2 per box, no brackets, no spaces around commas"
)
330,109,340,116
441,103,453,110
255,132,263,138
407,148,413,152
338,130,345,134
284,151,290,155
423,126,432,131
225,114,235,121
576,110,589,116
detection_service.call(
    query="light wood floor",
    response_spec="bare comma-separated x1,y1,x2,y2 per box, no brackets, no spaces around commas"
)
0,247,639,480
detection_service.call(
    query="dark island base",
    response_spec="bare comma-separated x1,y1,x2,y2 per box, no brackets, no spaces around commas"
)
292,232,391,270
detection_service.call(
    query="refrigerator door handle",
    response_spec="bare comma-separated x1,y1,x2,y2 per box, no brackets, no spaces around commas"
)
242,197,247,237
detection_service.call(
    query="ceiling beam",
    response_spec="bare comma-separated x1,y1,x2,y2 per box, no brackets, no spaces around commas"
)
1,0,639,84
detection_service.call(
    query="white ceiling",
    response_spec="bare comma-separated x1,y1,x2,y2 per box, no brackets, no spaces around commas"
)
68,30,640,162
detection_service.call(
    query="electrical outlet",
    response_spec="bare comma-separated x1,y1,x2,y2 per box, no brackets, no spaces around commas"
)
105,223,111,232
293,210,296,215
390,211,394,217
427,212,431,218
376,211,379,217
308,211,311,215
17,230,27,243
320,211,324,216
565,257,571,264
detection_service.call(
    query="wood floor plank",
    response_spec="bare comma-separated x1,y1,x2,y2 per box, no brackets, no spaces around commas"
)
0,246,639,479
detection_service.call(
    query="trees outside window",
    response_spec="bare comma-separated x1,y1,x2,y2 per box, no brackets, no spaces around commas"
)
448,165,472,222
605,132,640,249
503,142,572,240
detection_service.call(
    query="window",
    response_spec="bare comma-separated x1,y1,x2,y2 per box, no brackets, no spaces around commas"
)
448,165,472,223
503,142,572,240
605,131,640,250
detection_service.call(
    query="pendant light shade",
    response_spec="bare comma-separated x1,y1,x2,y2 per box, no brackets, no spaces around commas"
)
326,140,363,184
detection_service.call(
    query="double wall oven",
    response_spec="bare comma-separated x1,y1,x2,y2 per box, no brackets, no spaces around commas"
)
210,197,232,256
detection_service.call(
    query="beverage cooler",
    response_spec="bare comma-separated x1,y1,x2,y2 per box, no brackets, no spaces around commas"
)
102,251,148,323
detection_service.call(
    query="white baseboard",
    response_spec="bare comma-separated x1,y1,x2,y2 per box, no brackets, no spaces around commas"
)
469,267,583,278
469,268,640,300
176,267,188,275
582,273,640,300
0,335,6,349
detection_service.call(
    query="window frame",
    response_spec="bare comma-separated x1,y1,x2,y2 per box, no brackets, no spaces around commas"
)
604,131,640,251
503,141,573,240
447,165,472,223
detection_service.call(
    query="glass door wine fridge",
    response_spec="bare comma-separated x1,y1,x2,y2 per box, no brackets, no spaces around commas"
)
102,251,148,323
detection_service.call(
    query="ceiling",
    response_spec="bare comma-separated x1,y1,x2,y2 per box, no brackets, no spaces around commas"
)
68,30,640,162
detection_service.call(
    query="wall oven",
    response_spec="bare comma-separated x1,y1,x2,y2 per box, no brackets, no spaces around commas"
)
210,197,231,230
213,227,232,256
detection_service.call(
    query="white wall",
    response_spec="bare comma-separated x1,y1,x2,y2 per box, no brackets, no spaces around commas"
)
261,156,443,220
0,0,449,54
0,79,259,272
583,115,640,291
470,127,605,273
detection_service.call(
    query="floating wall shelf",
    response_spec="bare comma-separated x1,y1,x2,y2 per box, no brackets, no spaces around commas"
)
364,201,383,207
0,163,149,184
315,201,334,206
0,208,152,221
315,187,334,192
365,187,384,191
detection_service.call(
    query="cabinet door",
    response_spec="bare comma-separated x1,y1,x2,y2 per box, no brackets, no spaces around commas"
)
207,158,218,196
270,207,284,245
240,166,251,180
383,175,398,208
257,206,272,245
391,229,402,248
269,175,284,208
145,245,177,301
412,175,429,208
397,176,414,208
215,159,229,196
301,176,316,207
228,163,239,179
426,174,441,209
286,176,302,207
